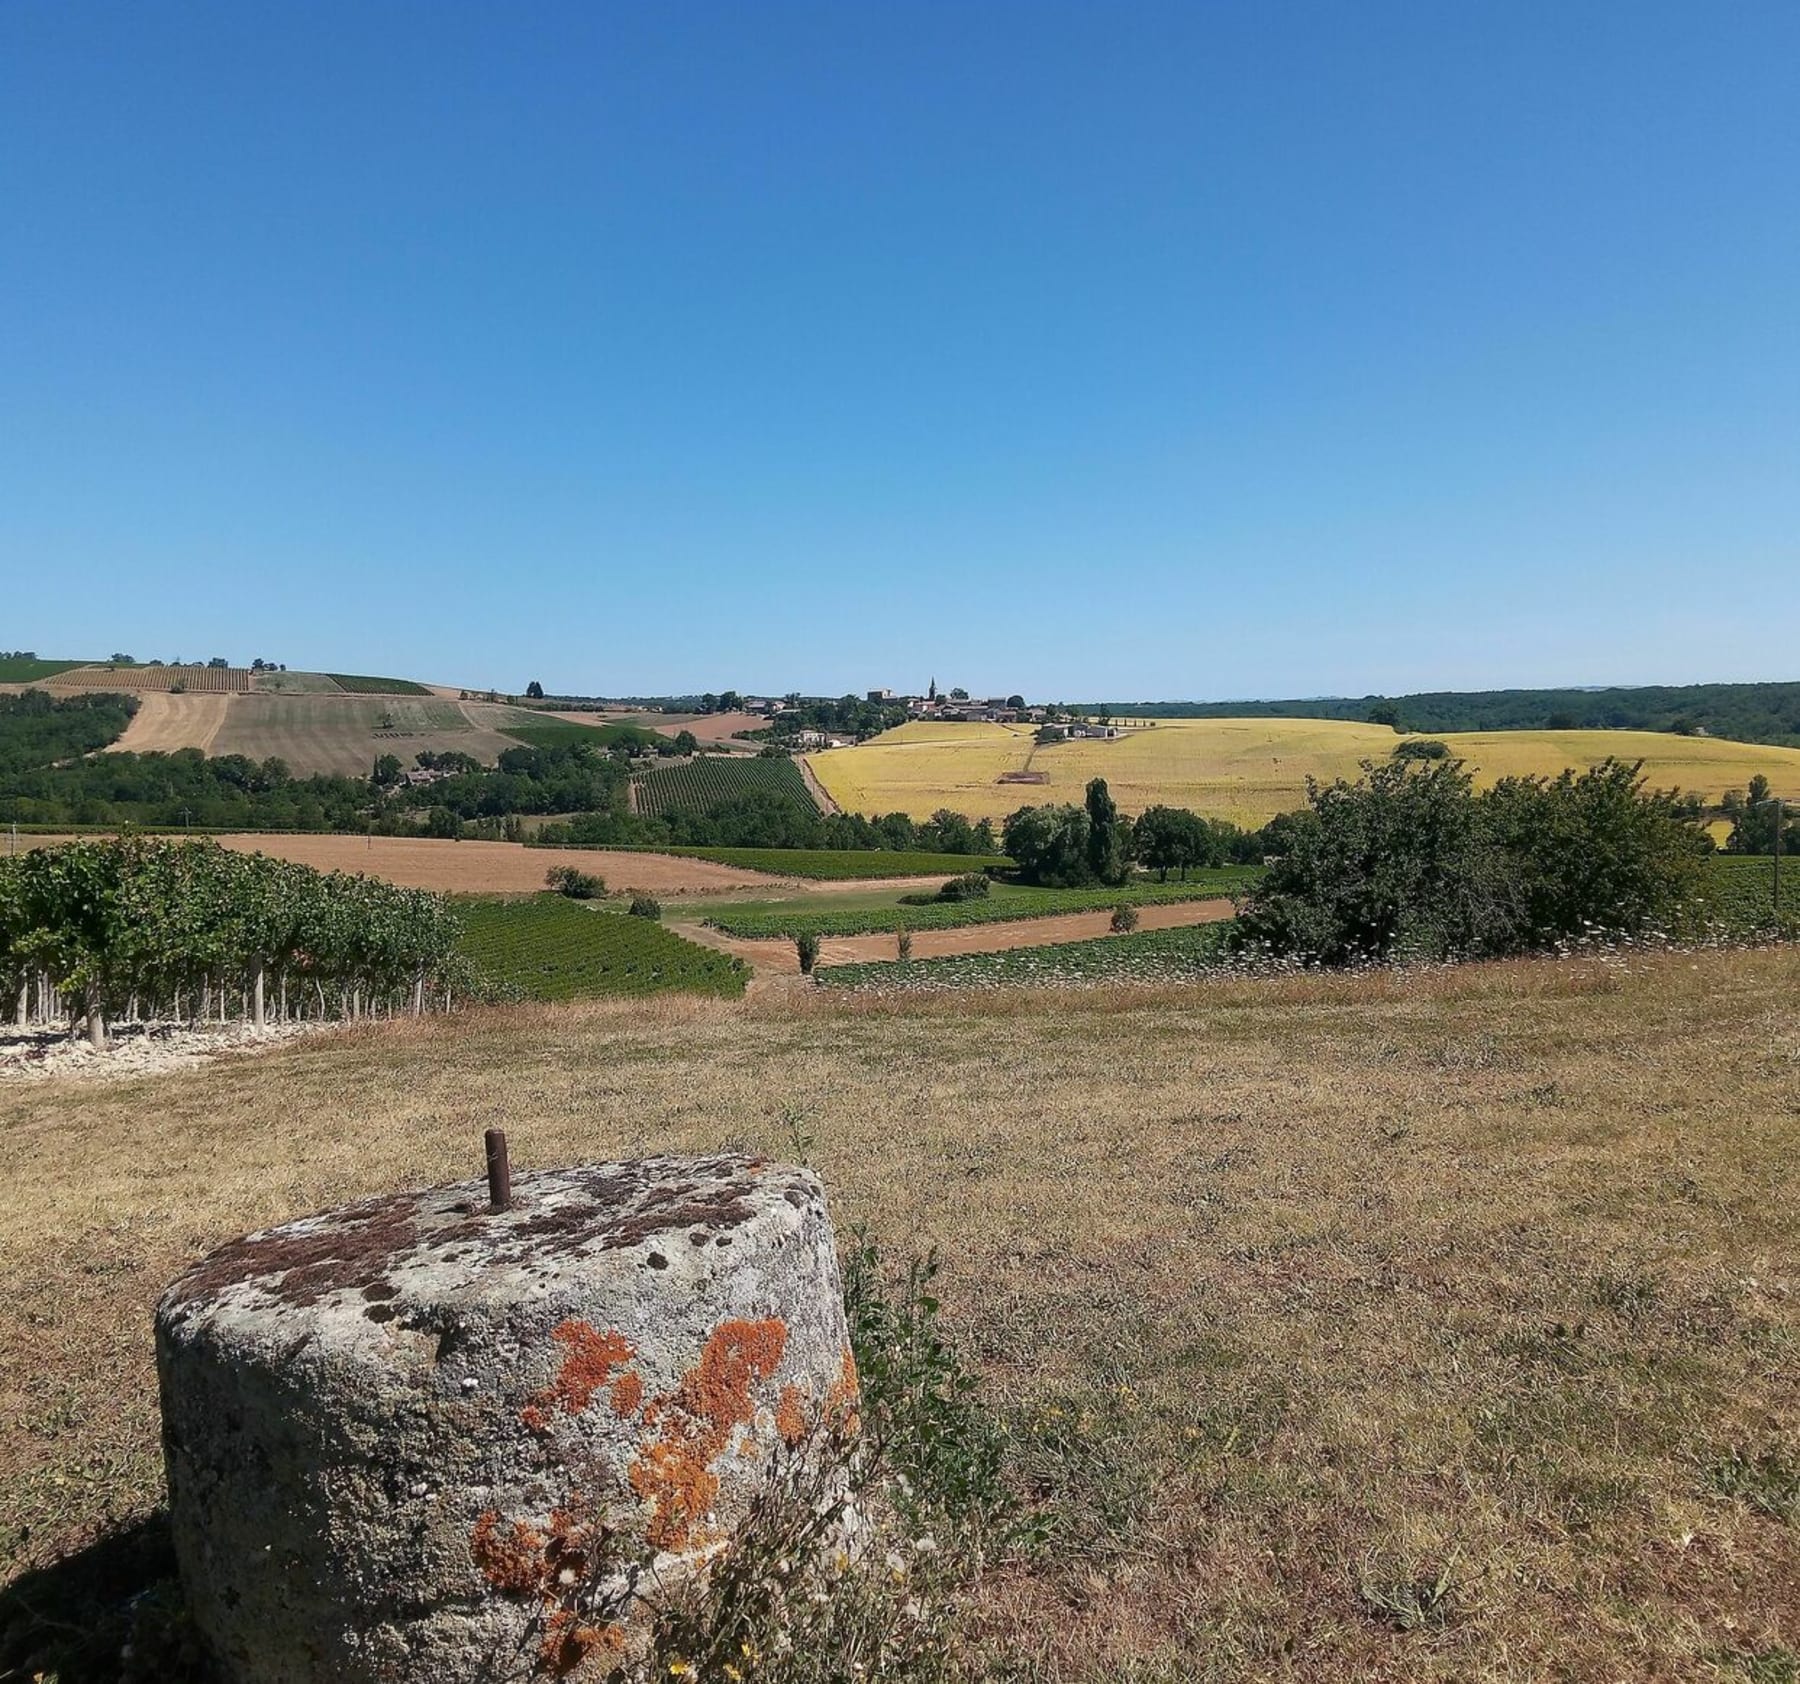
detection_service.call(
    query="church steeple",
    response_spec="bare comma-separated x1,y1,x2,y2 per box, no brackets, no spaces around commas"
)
927,676,937,701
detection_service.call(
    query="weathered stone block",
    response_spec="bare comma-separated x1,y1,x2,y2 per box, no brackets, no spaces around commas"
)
155,1154,856,1683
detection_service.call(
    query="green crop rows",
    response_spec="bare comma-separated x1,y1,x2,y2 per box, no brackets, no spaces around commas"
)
630,846,1015,880
456,896,746,1000
631,755,816,817
707,869,1258,938
816,921,1237,991
325,673,433,695
504,721,663,752
1696,855,1796,936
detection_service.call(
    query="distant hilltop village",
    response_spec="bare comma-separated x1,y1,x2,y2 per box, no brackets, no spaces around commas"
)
724,682,1121,752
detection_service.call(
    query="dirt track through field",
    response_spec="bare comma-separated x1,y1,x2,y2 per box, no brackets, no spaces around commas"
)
675,895,1236,981
105,692,230,755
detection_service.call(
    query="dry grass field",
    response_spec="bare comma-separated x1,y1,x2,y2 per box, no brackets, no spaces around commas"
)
810,718,1800,825
103,692,230,756
205,693,542,775
3,947,1796,1679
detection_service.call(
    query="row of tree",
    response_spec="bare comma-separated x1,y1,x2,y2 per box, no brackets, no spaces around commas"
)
0,838,465,1047
1001,779,1270,887
1720,776,1798,855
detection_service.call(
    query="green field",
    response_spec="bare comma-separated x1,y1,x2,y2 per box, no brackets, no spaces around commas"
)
324,673,433,695
705,868,1257,938
455,895,747,1000
1699,854,1796,935
630,754,815,816
604,845,1015,879
0,657,90,683
816,919,1237,989
502,720,664,752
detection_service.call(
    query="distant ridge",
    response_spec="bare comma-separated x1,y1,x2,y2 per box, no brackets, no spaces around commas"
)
1075,681,1800,749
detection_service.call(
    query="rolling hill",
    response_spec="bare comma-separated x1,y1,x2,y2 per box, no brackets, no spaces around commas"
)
807,717,1800,826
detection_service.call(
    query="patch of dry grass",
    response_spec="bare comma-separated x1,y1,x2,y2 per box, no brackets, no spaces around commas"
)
2,949,1797,1679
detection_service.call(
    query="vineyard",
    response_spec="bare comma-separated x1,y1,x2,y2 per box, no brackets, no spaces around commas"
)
630,754,815,817
1699,854,1796,936
706,869,1257,938
815,920,1237,989
604,845,1014,879
504,720,664,753
323,673,434,695
48,664,252,694
456,896,747,1000
0,838,464,1047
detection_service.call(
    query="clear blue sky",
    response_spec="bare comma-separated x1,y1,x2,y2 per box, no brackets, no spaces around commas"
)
3,2,1796,701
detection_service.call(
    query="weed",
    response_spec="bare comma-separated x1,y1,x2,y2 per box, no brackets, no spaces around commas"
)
1706,1445,1800,1522
1357,1558,1457,1632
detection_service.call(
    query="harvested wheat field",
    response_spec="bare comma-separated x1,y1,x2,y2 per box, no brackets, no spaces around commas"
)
103,691,230,755
3,946,1796,1680
811,717,1800,826
207,834,787,894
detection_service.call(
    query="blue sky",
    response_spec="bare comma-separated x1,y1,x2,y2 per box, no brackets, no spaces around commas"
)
2,2,1796,701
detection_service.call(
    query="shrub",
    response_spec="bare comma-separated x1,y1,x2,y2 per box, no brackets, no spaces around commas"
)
1110,904,1139,933
545,865,605,899
628,893,662,920
1392,738,1449,761
796,932,821,974
1233,756,1707,965
936,871,991,903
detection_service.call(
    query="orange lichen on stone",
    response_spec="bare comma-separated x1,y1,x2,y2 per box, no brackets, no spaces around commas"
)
610,1372,644,1417
470,1510,549,1596
538,1609,626,1677
521,1320,639,1434
825,1345,861,1433
549,1320,636,1413
775,1382,808,1446
629,1316,789,1551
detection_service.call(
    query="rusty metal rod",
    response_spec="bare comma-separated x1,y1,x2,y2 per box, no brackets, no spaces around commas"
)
485,1128,511,1212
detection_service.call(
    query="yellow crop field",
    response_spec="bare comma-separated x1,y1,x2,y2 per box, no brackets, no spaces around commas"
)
807,717,1800,826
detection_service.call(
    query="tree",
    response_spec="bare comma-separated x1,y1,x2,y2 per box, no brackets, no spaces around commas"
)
671,730,699,755
1006,694,1025,710
525,681,545,700
1084,778,1130,886
371,754,404,787
1002,804,1092,888
1234,756,1706,965
207,656,230,670
1366,701,1404,732
1135,805,1207,880
950,687,969,702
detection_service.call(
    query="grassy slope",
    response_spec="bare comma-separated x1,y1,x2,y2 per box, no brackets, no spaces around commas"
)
323,674,433,695
0,657,90,683
811,717,1800,825
706,869,1257,937
455,895,746,1000
3,947,1796,1680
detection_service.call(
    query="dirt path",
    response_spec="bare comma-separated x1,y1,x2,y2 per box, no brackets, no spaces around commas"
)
795,754,840,815
672,896,1235,982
